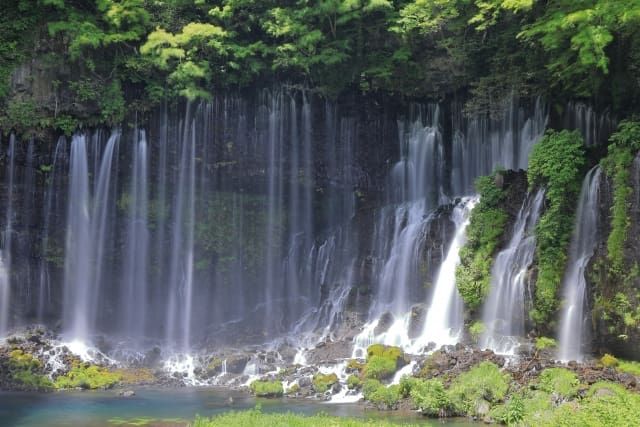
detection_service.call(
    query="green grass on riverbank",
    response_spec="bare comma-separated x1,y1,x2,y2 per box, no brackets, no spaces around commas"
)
192,409,422,427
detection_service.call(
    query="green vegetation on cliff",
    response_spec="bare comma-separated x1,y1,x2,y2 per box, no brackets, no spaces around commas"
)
527,130,586,325
3,1,640,132
456,173,508,310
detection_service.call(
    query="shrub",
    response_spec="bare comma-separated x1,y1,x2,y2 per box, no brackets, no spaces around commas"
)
600,353,619,368
362,379,383,401
535,336,557,351
536,368,579,399
346,374,361,390
368,384,401,410
448,362,509,415
312,373,338,393
469,321,486,342
398,375,420,397
54,363,121,390
528,130,586,325
410,378,451,417
248,380,284,397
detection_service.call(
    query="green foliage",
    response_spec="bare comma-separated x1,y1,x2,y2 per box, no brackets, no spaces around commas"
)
536,368,579,399
192,408,423,427
456,173,508,310
54,363,121,389
362,378,383,400
6,349,53,390
601,120,640,274
249,379,283,397
519,1,640,97
538,381,640,427
600,353,619,368
617,360,640,376
535,336,557,351
363,355,397,380
469,321,486,342
528,130,586,325
346,374,361,390
363,344,403,380
491,394,525,425
409,378,451,417
448,362,509,415
312,373,338,393
366,383,401,409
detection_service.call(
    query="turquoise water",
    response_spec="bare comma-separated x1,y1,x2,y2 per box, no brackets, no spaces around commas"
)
0,387,474,426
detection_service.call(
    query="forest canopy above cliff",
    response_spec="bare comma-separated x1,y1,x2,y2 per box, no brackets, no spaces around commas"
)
2,0,640,132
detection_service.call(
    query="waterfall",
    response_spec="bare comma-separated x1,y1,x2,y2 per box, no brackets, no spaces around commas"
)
166,107,197,350
38,137,68,321
122,130,150,338
418,197,477,348
558,166,602,362
63,132,119,341
0,135,16,336
480,189,545,355
451,97,547,195
564,102,614,147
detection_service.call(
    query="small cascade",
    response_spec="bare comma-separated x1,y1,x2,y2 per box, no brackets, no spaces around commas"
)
122,130,150,339
481,189,545,355
418,197,477,348
558,166,602,362
0,135,16,336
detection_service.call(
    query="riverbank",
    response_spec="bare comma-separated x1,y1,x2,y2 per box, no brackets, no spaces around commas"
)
2,326,640,426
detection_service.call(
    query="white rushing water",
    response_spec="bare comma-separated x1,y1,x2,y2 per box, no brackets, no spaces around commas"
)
481,189,545,355
417,197,477,349
558,166,602,362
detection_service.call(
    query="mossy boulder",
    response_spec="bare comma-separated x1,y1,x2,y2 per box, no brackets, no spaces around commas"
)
312,373,339,393
249,379,283,397
54,362,121,390
3,349,53,390
363,344,407,380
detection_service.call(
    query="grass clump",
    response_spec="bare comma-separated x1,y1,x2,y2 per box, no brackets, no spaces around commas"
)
536,368,579,399
527,130,586,325
538,382,640,427
409,378,451,417
54,363,121,390
617,359,640,376
448,362,509,416
249,379,283,397
312,373,338,393
456,173,509,311
192,408,423,426
366,383,401,410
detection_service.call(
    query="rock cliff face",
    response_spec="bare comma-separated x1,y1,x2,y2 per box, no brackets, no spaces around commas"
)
589,154,640,359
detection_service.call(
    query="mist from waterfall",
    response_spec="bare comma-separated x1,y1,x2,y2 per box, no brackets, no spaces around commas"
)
558,166,602,362
481,189,545,355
